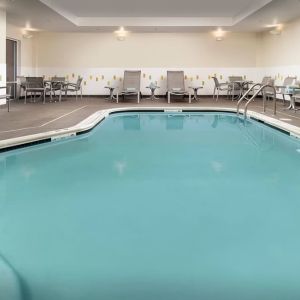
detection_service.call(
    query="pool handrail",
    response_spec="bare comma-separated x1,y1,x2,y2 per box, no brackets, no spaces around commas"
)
237,84,277,119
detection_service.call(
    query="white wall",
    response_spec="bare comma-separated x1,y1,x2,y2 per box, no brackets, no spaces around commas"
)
5,16,300,96
0,9,6,104
33,31,262,95
258,17,300,86
35,32,258,68
6,23,35,76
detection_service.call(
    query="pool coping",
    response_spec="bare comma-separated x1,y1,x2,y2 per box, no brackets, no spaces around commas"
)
1,106,300,152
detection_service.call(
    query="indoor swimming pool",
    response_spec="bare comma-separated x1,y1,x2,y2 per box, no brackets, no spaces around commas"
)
1,112,300,300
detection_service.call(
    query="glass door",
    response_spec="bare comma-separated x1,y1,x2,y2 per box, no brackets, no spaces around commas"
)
6,38,17,98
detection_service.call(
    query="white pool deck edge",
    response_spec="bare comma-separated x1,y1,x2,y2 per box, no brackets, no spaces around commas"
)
1,106,300,150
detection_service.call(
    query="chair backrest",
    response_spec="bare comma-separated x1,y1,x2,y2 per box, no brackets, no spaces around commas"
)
18,76,26,85
167,71,185,91
264,78,275,94
281,76,297,93
229,76,243,82
25,77,44,88
283,76,296,86
123,71,141,91
51,76,65,82
261,76,272,85
212,76,220,88
76,77,83,89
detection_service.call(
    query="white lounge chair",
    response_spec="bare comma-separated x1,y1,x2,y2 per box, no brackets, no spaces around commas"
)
116,71,141,104
166,71,191,104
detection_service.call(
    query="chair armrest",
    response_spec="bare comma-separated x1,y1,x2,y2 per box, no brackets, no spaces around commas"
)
220,83,230,87
70,83,78,87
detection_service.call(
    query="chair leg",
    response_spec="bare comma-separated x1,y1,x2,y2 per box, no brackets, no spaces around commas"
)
168,92,171,104
24,91,27,104
81,87,83,100
43,91,46,104
188,92,191,104
116,93,119,104
76,90,78,101
217,89,220,101
213,87,216,100
282,94,285,105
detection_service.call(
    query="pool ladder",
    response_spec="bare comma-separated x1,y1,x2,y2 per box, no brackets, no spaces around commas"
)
237,84,277,119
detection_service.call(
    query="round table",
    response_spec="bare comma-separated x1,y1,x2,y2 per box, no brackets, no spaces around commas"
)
231,81,253,101
146,85,160,101
104,86,116,100
286,86,300,111
189,86,203,100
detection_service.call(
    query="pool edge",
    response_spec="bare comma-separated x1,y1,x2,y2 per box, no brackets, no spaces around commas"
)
1,106,300,152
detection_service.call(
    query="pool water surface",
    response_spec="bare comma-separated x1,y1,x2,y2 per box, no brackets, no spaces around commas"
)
1,112,300,300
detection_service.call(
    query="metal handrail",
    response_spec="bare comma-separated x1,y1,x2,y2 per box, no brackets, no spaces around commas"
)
237,84,277,119
237,83,262,115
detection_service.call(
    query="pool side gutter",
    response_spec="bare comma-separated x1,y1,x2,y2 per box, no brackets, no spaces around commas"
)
0,107,300,152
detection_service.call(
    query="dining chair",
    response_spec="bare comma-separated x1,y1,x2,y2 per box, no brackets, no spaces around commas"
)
212,77,231,101
24,77,46,104
63,77,83,101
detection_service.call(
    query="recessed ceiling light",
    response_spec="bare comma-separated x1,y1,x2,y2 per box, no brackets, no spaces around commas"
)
214,28,226,42
114,27,129,41
266,23,281,28
268,24,283,35
270,28,282,35
23,33,33,39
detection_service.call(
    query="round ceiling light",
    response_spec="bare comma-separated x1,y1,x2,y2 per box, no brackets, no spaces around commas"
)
114,27,129,41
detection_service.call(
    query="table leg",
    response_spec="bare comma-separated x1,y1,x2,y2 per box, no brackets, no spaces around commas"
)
284,94,294,110
193,89,197,100
105,88,116,100
146,89,159,101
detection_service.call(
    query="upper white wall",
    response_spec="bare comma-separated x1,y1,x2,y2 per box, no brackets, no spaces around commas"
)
34,32,258,68
259,17,300,68
6,23,35,76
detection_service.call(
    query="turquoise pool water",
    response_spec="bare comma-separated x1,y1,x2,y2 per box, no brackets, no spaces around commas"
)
1,112,300,300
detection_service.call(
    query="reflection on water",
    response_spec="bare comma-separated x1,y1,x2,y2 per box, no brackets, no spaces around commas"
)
0,252,30,300
1,112,300,300
113,160,127,176
122,115,141,130
166,115,184,130
211,114,239,129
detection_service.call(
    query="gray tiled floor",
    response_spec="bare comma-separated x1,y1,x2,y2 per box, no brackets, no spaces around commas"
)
1,96,300,141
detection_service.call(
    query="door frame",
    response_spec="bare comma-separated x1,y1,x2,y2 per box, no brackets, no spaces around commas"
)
6,37,20,99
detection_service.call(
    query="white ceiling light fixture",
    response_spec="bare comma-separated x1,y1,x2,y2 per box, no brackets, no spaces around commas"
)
22,31,34,39
214,28,225,41
114,27,129,41
268,24,283,35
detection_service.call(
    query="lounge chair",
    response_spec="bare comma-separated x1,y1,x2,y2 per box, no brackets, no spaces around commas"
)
166,71,191,104
116,71,141,104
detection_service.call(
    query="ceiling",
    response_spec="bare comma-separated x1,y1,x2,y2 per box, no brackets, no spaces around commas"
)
2,0,300,32
40,0,270,18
